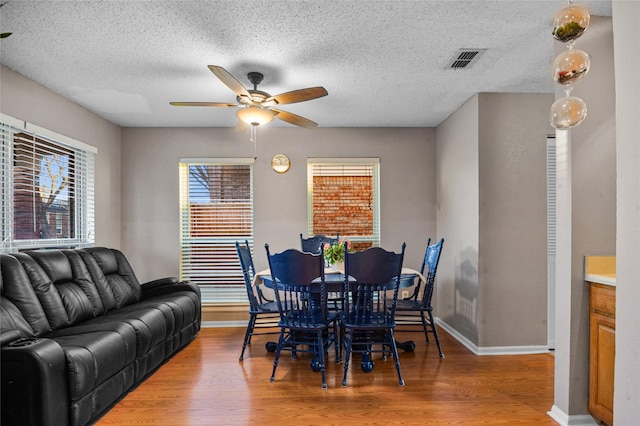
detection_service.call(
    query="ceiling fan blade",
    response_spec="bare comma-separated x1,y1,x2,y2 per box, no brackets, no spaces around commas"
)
208,65,252,99
272,108,319,128
263,87,328,107
170,102,237,107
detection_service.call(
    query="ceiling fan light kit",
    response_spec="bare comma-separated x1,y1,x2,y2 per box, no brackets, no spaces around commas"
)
236,105,275,126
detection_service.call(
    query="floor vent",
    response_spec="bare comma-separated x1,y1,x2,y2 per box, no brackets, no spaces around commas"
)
447,49,486,69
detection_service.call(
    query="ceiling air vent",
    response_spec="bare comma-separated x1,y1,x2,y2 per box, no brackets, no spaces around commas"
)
447,49,486,70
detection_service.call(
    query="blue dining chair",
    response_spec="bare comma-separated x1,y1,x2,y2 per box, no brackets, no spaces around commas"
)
265,245,340,389
394,238,445,358
236,240,280,361
341,242,406,387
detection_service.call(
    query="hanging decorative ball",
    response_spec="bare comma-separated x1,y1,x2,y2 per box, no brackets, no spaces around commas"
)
550,96,588,129
553,49,591,85
552,5,591,42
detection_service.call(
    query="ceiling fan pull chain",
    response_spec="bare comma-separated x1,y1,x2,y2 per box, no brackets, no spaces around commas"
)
250,126,258,160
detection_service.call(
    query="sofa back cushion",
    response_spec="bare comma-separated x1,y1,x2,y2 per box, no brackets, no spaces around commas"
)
12,250,102,331
1,247,144,337
1,254,47,337
81,247,142,309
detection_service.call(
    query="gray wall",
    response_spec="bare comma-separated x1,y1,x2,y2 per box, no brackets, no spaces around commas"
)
120,127,437,282
477,93,552,348
435,95,480,345
612,1,640,423
435,92,553,350
0,65,122,249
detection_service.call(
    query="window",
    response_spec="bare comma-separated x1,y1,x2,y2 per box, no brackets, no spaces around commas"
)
1,114,96,253
307,158,380,250
179,158,254,303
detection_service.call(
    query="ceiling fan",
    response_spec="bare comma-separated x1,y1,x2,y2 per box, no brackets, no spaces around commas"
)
170,65,328,129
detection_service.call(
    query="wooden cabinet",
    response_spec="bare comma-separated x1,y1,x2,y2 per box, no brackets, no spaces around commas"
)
589,283,615,426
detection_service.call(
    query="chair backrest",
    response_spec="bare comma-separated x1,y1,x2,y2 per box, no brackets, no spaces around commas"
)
343,243,406,326
236,240,259,309
299,233,339,255
265,245,327,326
418,238,444,309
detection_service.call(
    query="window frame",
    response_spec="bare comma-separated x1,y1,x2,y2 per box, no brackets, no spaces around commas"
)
306,158,380,248
1,113,96,253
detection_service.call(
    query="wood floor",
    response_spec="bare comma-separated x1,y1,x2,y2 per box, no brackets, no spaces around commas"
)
97,327,557,425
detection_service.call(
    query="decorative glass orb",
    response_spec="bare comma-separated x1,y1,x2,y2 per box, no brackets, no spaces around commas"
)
550,96,588,129
553,49,591,85
552,5,591,42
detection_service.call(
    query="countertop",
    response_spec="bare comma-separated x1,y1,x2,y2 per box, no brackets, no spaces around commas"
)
584,255,616,287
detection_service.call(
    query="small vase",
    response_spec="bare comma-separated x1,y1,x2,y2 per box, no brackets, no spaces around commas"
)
333,261,344,272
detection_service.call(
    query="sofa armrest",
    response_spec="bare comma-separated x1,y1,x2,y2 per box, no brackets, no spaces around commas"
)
141,278,201,300
0,329,23,347
141,276,179,290
1,338,69,426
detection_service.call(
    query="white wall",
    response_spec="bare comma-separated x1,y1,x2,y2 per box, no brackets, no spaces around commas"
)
120,127,437,283
612,1,640,423
0,64,122,249
551,15,617,421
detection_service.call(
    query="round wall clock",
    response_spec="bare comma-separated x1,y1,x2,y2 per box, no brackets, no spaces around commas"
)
271,154,291,174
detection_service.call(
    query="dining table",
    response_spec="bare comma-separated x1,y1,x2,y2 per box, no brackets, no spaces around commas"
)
254,267,425,360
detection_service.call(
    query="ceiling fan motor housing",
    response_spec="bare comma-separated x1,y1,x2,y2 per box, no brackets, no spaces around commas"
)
247,72,264,87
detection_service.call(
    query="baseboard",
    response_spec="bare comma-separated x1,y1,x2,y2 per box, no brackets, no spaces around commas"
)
434,318,478,353
435,318,550,356
202,320,246,328
547,405,598,425
207,318,546,356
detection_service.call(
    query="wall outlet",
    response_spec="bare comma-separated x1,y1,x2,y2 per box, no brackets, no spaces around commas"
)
401,290,409,299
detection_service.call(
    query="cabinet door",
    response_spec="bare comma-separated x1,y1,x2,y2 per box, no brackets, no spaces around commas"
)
589,311,615,425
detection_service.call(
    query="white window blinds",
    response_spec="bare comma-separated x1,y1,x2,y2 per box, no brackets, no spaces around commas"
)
307,158,380,249
179,158,254,303
546,136,556,349
1,114,96,253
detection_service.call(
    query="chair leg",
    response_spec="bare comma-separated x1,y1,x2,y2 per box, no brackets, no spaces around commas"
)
333,321,342,363
316,332,327,389
428,311,445,358
270,328,286,382
239,315,257,361
420,311,430,344
388,329,405,386
291,330,298,359
341,330,353,387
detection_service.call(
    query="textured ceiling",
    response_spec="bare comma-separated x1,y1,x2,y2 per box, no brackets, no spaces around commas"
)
0,0,612,128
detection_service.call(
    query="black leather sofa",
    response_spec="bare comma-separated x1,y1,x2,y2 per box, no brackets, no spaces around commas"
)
0,247,201,426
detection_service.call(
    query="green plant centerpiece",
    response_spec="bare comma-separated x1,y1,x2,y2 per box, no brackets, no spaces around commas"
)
323,240,351,266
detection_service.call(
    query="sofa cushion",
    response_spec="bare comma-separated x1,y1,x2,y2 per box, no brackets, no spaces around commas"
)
46,320,138,362
12,251,105,332
50,330,136,408
80,248,142,310
1,254,49,337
